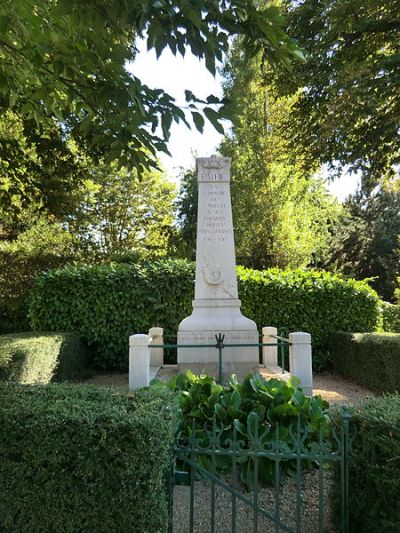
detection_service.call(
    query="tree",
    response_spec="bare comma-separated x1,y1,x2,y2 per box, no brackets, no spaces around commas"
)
68,162,176,259
216,47,340,269
325,190,400,301
274,0,400,188
0,0,303,173
0,219,77,332
0,111,87,239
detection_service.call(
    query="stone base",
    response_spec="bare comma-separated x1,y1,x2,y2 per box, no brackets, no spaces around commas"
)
177,299,259,370
178,361,260,382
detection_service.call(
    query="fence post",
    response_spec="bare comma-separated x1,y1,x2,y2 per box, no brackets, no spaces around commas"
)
262,326,278,367
149,327,164,366
129,334,150,391
289,332,313,396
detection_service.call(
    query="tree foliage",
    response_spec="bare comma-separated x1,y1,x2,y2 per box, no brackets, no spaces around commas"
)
217,47,341,269
0,0,303,171
274,0,400,187
69,162,176,259
325,190,400,301
0,111,86,238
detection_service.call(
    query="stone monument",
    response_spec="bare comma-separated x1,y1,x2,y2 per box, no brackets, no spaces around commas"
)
177,155,259,377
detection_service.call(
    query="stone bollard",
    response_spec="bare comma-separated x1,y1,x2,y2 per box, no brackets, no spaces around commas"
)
129,334,150,391
289,332,313,396
148,327,164,367
262,326,278,367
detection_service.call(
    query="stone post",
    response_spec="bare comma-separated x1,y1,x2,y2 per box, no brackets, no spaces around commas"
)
262,326,278,368
129,334,150,391
289,332,313,396
149,327,164,367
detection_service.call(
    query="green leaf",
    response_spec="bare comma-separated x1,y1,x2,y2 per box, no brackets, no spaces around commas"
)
203,107,224,134
191,111,204,133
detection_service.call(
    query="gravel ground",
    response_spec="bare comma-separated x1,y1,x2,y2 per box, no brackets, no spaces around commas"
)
173,469,336,533
83,366,374,405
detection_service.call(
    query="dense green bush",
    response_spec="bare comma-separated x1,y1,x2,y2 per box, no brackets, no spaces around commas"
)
160,371,330,487
0,221,76,334
0,383,178,533
330,332,400,392
381,301,400,332
0,332,90,383
29,260,380,371
345,395,400,532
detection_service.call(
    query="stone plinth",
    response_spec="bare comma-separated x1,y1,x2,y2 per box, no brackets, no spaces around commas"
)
178,155,259,375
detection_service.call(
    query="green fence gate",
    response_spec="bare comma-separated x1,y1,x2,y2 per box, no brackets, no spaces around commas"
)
167,409,350,533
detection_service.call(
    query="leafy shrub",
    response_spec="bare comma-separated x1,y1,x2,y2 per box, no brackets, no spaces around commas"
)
0,221,75,333
381,301,400,332
0,383,178,533
159,371,330,487
238,267,379,370
329,332,400,392
345,395,400,532
29,260,380,371
0,332,90,383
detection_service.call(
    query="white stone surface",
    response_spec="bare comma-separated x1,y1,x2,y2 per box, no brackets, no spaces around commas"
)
262,326,278,367
129,334,150,390
178,155,258,369
289,332,313,396
149,327,164,366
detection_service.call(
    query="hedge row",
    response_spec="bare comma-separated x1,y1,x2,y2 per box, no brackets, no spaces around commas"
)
381,301,400,332
0,384,178,532
0,332,90,384
346,395,400,532
29,260,380,371
329,332,400,393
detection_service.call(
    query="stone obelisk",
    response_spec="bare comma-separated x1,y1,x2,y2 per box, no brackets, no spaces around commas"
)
177,155,259,377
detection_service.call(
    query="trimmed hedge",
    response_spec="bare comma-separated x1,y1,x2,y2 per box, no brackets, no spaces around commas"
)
381,301,400,332
0,332,90,384
330,332,400,392
345,395,400,532
0,384,178,533
29,260,380,371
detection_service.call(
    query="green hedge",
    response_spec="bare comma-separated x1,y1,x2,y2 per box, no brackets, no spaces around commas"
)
345,395,400,532
381,301,400,332
330,332,400,392
0,332,90,383
0,384,178,533
29,260,380,371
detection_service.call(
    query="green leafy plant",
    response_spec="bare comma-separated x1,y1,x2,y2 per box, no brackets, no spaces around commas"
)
0,332,90,384
160,371,330,487
330,331,400,392
332,395,400,532
29,260,380,371
0,384,178,533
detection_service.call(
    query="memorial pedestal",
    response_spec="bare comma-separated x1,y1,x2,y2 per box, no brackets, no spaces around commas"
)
177,156,259,377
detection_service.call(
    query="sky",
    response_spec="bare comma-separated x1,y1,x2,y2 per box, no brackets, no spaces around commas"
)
130,41,359,201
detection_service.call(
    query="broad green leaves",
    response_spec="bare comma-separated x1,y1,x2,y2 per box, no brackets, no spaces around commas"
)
0,0,304,170
161,371,331,487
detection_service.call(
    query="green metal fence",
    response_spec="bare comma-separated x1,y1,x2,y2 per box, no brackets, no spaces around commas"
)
152,333,291,384
167,408,350,533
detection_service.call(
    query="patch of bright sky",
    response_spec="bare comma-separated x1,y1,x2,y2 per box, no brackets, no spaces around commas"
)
130,40,358,202
129,40,224,181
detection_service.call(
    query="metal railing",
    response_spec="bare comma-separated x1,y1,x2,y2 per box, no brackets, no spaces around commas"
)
148,334,291,384
167,408,350,533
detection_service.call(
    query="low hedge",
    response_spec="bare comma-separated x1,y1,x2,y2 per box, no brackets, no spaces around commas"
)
345,395,400,532
381,301,400,332
29,260,380,371
0,384,178,533
0,332,90,384
329,332,400,392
